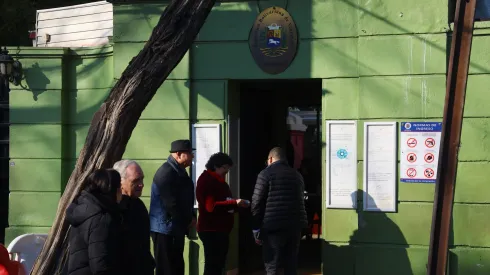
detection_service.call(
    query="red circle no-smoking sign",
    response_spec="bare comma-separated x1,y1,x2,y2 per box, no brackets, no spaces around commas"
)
407,138,417,148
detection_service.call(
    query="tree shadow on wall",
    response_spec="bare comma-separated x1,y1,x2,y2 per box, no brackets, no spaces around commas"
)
323,189,413,275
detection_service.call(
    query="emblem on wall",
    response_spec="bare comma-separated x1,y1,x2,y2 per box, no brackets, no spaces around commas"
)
249,6,298,75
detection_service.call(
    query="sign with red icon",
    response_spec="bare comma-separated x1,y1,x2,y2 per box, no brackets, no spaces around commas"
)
400,122,441,184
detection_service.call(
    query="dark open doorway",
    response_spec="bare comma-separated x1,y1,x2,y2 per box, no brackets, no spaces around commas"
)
228,79,323,274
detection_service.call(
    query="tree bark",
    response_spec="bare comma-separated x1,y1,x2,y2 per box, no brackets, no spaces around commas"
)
30,0,216,274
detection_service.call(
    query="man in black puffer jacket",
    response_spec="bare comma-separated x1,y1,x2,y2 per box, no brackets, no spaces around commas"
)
251,147,308,275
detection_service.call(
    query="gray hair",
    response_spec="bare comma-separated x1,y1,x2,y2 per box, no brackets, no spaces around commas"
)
113,160,139,179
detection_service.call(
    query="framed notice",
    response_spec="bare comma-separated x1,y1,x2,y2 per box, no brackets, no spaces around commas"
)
399,122,442,184
363,122,397,212
191,124,222,207
325,120,358,209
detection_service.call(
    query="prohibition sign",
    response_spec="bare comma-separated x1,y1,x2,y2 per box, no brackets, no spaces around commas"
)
406,168,417,178
424,168,435,178
407,153,417,163
407,138,417,148
425,138,436,148
424,153,435,163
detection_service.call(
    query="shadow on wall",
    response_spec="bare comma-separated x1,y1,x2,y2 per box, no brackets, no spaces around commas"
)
323,189,413,275
21,62,51,101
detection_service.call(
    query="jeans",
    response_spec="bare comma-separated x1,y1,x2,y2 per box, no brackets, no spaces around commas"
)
198,231,230,275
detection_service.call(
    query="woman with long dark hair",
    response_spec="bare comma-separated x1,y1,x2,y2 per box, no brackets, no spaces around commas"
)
196,152,249,275
66,168,123,275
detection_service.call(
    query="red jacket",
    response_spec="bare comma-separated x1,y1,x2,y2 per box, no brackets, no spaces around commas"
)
196,170,237,233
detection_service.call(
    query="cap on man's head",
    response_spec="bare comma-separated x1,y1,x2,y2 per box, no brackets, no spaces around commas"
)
169,139,195,153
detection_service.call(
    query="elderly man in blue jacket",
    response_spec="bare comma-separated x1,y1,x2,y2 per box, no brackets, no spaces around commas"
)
149,139,196,275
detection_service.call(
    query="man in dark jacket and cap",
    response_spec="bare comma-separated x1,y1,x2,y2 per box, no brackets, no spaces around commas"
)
114,159,155,275
149,139,196,275
251,147,308,275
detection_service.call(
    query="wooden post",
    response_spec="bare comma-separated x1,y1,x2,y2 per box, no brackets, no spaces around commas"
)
427,0,476,274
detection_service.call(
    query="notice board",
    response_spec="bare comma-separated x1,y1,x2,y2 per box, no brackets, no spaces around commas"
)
363,122,397,212
325,120,358,209
191,124,222,207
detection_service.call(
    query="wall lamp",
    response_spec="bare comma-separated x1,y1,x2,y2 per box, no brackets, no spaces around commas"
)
0,47,23,89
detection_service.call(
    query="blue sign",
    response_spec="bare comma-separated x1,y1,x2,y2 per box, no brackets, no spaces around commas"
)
336,149,348,159
400,122,442,132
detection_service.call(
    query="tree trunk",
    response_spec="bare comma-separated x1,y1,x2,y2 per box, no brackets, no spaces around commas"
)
30,0,216,274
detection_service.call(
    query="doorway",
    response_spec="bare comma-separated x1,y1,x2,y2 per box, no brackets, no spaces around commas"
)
228,79,323,274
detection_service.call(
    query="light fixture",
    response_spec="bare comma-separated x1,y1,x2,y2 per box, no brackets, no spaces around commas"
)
0,47,23,88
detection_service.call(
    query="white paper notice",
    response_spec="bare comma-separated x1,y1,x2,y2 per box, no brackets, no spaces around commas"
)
192,124,221,206
363,122,397,212
399,122,442,184
325,121,358,209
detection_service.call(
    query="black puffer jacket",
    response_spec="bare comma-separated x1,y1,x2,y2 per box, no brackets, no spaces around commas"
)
251,160,308,231
119,195,155,275
66,191,122,275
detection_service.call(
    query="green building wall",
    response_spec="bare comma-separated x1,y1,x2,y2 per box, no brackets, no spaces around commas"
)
6,0,490,274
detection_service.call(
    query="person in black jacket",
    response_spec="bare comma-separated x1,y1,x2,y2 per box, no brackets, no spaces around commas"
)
114,160,155,275
66,168,123,275
149,139,196,275
251,147,308,275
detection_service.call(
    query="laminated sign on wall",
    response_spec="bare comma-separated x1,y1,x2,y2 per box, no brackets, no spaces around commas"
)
400,122,442,184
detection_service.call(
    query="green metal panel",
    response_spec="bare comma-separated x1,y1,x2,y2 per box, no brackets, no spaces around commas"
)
323,209,358,242
142,80,190,120
10,58,63,90
191,38,358,79
69,55,114,90
10,125,62,158
464,75,490,117
9,89,62,123
8,192,60,227
113,3,167,43
358,34,447,76
192,80,226,120
124,120,191,159
9,159,62,192
67,120,190,160
468,35,490,74
358,76,446,119
112,0,357,43
354,245,427,275
67,88,110,124
459,118,490,161
358,0,448,35
137,159,167,197
323,78,359,120
452,204,490,247
113,42,189,79
455,162,490,203
449,248,490,274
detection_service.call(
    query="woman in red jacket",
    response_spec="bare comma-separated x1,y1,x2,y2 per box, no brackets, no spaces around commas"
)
196,152,249,275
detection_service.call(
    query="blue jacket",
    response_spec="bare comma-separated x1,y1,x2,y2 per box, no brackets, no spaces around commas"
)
149,156,195,235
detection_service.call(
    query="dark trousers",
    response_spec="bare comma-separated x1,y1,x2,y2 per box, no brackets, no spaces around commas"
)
151,232,185,275
262,229,302,275
198,231,229,275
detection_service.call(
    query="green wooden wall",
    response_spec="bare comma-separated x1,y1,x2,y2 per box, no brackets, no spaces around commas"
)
6,0,490,274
